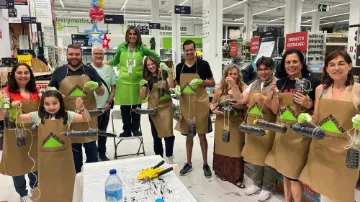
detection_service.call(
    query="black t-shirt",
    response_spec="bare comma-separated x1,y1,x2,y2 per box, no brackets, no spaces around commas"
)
49,64,103,89
276,75,321,102
145,71,168,92
175,59,213,83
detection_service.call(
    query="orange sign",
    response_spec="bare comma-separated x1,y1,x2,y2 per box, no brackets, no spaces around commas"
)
230,41,237,57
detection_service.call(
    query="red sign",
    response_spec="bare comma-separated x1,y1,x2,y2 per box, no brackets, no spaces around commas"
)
350,46,354,52
250,37,260,54
285,31,308,52
0,29,2,39
229,41,237,57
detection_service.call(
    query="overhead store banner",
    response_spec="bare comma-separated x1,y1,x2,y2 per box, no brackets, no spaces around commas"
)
285,31,308,52
250,37,260,54
33,0,54,26
7,0,29,23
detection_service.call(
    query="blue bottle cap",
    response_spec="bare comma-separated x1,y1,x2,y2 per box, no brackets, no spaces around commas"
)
109,169,117,174
155,198,164,202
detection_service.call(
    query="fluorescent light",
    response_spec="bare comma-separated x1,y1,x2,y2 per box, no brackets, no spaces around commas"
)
168,10,172,13
180,0,188,6
268,17,284,22
234,5,285,21
320,19,349,25
59,0,64,8
223,0,248,10
303,12,350,23
121,0,129,11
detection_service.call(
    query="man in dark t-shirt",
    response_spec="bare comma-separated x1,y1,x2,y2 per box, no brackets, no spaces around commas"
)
49,44,105,173
173,40,215,178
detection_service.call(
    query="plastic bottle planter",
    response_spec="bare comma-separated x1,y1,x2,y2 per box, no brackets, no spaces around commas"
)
64,128,98,137
188,120,196,137
239,123,266,136
221,106,235,116
346,148,360,169
88,109,105,116
290,124,325,139
4,112,16,129
294,78,311,104
254,119,287,134
133,107,158,115
222,129,230,142
15,128,26,147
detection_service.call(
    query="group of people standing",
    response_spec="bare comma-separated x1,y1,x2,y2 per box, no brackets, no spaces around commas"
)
0,24,359,202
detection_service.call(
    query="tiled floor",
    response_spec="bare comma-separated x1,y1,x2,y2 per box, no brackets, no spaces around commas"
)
0,107,286,202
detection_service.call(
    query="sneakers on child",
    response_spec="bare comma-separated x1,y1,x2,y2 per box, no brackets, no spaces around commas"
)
180,163,193,176
244,184,261,196
20,195,33,202
257,189,272,201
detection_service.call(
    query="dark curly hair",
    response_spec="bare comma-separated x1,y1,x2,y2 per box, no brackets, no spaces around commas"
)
38,90,68,125
8,63,37,93
277,49,311,79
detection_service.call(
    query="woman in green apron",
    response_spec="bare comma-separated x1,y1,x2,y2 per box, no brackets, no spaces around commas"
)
210,65,247,188
106,26,160,137
0,63,39,202
13,89,91,202
240,57,278,201
265,49,321,202
298,50,359,202
139,57,175,164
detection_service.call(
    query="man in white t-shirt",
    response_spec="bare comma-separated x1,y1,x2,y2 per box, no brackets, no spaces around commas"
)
91,46,116,161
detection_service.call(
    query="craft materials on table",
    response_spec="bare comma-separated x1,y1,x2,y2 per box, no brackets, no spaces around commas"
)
82,156,197,202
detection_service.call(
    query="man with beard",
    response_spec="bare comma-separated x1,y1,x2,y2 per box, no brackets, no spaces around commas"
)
49,44,104,173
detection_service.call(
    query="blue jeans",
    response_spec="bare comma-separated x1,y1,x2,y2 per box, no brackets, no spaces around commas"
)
12,171,38,197
72,141,99,173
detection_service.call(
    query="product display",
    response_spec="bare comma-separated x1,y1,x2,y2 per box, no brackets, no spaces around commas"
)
306,33,326,73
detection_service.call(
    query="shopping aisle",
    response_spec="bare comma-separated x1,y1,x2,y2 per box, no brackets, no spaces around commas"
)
0,108,285,202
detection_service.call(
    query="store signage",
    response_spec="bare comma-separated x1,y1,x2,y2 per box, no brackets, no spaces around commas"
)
229,41,237,57
0,0,14,9
104,14,124,24
149,23,160,29
8,8,17,17
252,30,278,70
285,31,308,52
250,37,260,54
21,17,36,23
18,55,33,66
318,4,330,12
71,34,90,47
174,5,191,14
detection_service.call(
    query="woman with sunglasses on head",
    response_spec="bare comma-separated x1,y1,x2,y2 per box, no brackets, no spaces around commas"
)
265,49,320,202
106,26,160,138
139,57,175,163
0,63,40,202
241,56,278,201
298,50,360,202
210,64,247,189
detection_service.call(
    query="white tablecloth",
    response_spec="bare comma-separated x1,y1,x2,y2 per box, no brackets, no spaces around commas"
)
79,155,197,202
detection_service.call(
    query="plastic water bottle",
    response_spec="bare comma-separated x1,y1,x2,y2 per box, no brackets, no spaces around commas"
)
105,169,123,202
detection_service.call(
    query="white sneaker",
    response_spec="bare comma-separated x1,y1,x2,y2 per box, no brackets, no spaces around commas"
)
20,195,33,202
166,156,174,164
244,184,261,196
257,190,272,201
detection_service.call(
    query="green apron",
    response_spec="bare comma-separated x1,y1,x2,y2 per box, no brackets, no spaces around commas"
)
115,50,144,105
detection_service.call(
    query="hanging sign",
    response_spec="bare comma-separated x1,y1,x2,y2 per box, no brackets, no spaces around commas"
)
71,34,90,47
250,37,260,54
104,14,124,24
21,17,36,24
174,5,191,14
285,31,308,52
229,41,237,57
149,23,160,29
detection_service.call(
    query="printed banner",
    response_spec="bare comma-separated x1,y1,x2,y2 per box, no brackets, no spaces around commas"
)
229,41,237,57
250,37,260,54
285,31,308,52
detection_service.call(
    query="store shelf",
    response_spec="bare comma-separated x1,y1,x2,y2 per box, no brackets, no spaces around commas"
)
34,72,52,77
326,43,347,46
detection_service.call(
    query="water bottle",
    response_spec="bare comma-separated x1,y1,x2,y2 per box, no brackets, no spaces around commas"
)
105,169,123,202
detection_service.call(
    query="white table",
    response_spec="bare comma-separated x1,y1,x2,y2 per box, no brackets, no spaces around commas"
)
81,156,197,202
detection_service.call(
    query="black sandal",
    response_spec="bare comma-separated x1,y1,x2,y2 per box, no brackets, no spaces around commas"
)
235,181,246,189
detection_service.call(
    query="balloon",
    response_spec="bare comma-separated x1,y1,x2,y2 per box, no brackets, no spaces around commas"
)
94,1,100,7
89,7,104,22
99,1,104,8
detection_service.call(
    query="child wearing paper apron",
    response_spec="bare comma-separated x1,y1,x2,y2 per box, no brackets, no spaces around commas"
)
12,89,91,202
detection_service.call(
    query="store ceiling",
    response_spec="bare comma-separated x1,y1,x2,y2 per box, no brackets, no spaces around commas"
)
55,0,351,26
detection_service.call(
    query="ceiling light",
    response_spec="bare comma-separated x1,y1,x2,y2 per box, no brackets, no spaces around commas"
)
59,0,64,8
121,0,129,11
268,17,284,22
223,0,248,10
320,19,349,25
234,5,285,21
303,12,350,23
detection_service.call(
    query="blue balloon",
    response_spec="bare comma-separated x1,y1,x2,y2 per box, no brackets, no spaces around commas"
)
95,1,100,6
90,2,95,6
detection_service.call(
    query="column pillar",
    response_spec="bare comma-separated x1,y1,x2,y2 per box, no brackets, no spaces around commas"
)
311,12,320,32
202,0,223,82
151,0,160,54
347,0,360,65
0,10,11,58
284,0,302,35
243,0,253,41
172,0,181,65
